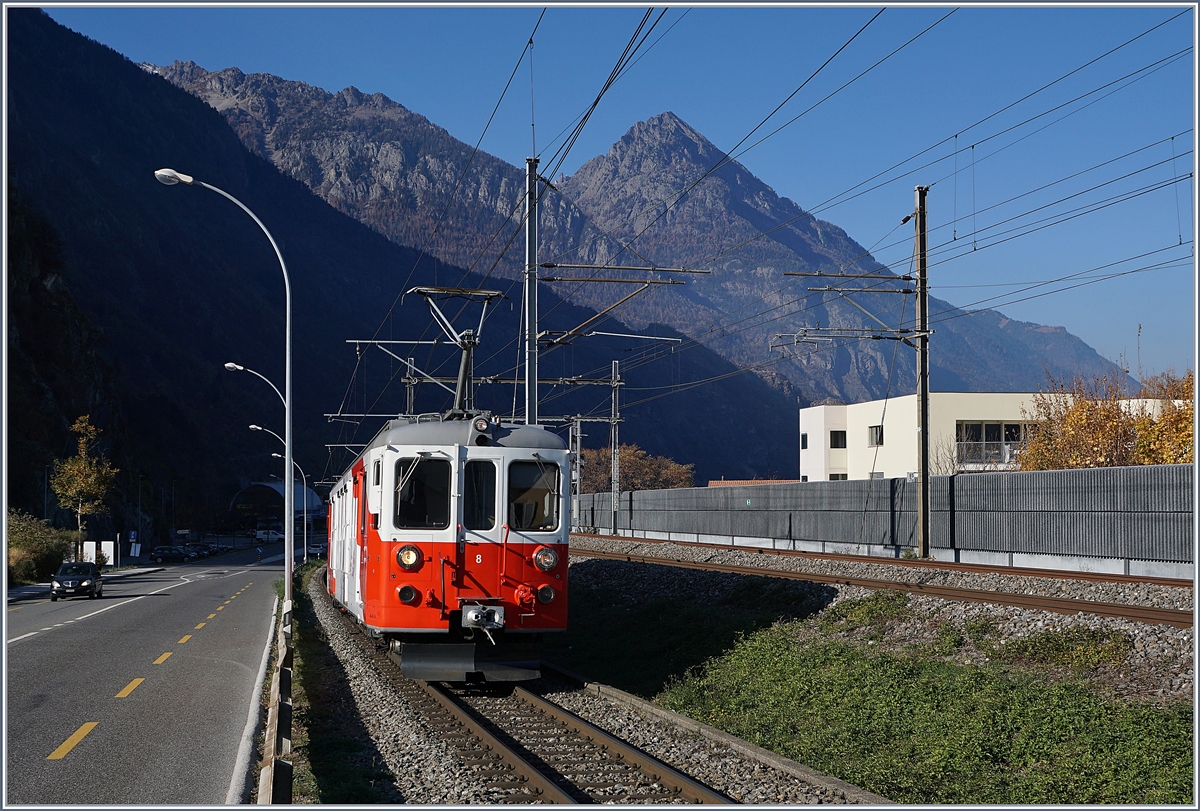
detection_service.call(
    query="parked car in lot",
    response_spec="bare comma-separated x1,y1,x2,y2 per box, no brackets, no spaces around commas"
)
307,540,328,558
149,546,190,564
183,543,210,558
50,562,103,601
256,529,283,542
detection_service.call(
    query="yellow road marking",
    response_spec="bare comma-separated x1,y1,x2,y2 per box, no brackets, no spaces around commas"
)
223,600,231,605
153,652,172,665
194,622,206,629
115,678,144,698
47,722,97,759
207,614,216,619
216,606,224,611
177,635,192,644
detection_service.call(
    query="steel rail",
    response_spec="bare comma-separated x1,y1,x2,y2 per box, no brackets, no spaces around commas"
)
571,533,1193,589
421,681,577,803
513,686,732,804
570,548,1194,629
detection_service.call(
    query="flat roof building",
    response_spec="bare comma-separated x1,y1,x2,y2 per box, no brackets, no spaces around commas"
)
799,392,1040,481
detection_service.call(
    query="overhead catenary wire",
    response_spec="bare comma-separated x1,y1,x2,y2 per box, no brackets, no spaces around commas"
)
535,12,1189,381
328,9,1194,463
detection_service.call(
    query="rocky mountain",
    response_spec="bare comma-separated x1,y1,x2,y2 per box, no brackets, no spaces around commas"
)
153,65,1126,405
147,60,625,288
558,112,1128,401
6,9,801,532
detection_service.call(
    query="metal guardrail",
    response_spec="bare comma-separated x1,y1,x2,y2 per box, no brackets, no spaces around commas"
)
258,599,293,804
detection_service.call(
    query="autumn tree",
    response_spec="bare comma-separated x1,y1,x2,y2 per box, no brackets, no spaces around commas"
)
1018,370,1192,471
1131,369,1194,465
49,415,118,561
579,443,695,493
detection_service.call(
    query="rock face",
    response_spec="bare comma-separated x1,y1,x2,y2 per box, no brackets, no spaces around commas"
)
153,64,1125,405
558,112,1127,402
146,61,624,287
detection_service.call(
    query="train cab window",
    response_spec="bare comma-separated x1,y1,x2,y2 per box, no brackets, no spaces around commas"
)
394,458,451,529
463,461,497,530
508,461,559,531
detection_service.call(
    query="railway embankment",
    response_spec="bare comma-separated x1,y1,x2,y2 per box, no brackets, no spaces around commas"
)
273,546,1192,804
552,536,1193,804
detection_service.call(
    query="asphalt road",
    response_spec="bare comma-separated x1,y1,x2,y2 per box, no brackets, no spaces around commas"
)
5,551,283,804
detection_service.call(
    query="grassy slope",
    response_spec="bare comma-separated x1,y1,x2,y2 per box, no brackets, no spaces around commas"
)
545,569,1193,805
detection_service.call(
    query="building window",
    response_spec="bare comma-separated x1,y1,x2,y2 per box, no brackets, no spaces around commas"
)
830,430,847,449
869,471,884,479
830,473,848,481
957,421,1029,465
801,433,808,450
868,425,884,446
800,476,808,482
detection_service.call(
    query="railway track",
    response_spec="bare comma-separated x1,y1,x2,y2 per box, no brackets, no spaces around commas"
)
569,546,1194,629
330,595,730,803
571,533,1192,589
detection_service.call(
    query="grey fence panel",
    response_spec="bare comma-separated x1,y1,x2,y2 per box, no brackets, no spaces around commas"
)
574,464,1192,563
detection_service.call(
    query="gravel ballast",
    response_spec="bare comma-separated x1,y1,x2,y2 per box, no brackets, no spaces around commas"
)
568,536,1194,703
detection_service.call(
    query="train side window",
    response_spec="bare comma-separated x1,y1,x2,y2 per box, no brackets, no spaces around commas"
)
508,460,559,531
463,461,497,530
394,458,451,529
373,459,381,486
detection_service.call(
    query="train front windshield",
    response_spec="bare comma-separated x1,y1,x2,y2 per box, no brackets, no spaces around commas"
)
508,461,559,531
394,458,451,529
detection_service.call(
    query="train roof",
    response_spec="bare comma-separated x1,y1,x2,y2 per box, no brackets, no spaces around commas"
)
367,417,567,453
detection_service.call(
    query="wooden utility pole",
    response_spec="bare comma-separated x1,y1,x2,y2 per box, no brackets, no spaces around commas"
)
914,185,930,558
524,157,539,425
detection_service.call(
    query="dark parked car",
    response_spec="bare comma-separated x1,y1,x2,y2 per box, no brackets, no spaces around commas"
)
50,562,103,601
183,543,210,558
149,546,190,564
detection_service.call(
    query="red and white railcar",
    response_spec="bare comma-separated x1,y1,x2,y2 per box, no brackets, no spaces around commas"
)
327,413,569,681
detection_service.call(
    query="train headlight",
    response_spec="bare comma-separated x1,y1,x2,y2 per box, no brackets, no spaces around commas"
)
397,585,419,604
473,417,490,432
397,545,422,570
537,585,556,604
533,546,559,572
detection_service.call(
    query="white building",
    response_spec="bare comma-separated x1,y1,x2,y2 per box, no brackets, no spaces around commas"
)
799,392,1040,481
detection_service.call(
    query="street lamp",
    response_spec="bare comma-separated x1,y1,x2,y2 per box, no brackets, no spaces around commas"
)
224,363,285,406
251,424,307,566
157,167,294,605
272,453,308,566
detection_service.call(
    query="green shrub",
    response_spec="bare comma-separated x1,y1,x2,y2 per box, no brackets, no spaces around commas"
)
819,589,911,634
992,626,1133,672
6,509,73,583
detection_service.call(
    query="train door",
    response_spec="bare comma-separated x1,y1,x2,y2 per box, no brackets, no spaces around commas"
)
347,466,365,617
457,451,503,599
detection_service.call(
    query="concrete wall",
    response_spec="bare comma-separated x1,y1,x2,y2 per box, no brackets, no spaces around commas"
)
574,464,1194,578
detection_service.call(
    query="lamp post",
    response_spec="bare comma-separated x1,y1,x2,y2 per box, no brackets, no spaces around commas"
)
157,167,293,604
272,453,308,566
250,423,307,566
224,362,285,406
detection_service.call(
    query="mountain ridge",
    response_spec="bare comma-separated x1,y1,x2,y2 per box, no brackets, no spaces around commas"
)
153,61,1126,405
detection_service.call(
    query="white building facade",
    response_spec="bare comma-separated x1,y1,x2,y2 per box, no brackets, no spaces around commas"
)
799,392,1040,481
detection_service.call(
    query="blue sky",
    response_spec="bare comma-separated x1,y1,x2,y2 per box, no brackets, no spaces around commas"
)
40,3,1196,378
